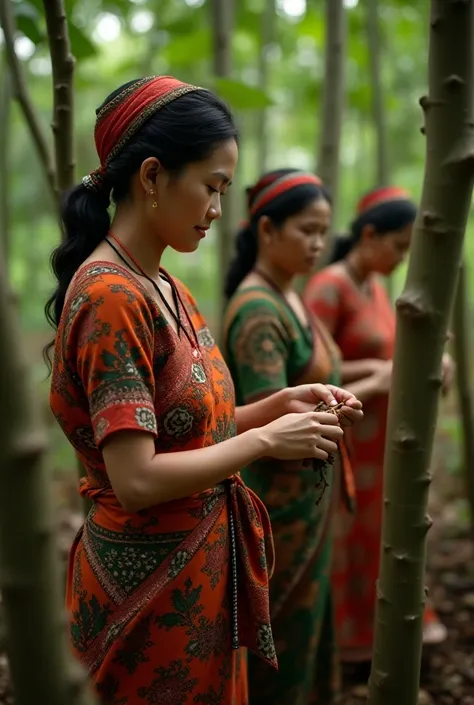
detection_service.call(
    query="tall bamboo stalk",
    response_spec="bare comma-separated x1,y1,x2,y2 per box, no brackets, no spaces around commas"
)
369,2,474,703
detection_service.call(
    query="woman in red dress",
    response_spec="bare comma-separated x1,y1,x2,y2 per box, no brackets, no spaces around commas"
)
304,186,452,670
46,76,362,704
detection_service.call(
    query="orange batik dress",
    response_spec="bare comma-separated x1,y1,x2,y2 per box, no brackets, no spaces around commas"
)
50,262,276,705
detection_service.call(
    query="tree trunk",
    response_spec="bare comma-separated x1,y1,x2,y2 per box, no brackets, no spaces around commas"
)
367,0,394,300
316,0,346,214
211,0,236,339
42,0,76,196
0,253,96,704
368,3,474,705
0,0,56,204
0,55,11,266
315,0,346,270
256,0,275,173
452,261,474,540
367,0,388,188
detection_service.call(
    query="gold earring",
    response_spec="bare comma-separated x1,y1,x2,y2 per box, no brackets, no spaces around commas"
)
149,188,158,208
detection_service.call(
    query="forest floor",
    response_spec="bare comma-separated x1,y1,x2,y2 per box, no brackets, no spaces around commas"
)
0,463,473,704
340,529,474,705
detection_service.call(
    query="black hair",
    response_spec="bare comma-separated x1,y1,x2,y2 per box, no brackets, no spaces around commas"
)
225,169,331,299
44,78,238,366
329,193,417,264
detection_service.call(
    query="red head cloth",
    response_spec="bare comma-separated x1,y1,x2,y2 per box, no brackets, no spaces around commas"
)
356,186,411,215
248,171,323,216
82,75,202,192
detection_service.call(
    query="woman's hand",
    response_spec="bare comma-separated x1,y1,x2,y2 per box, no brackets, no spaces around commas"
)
284,383,363,427
441,352,455,396
262,411,344,461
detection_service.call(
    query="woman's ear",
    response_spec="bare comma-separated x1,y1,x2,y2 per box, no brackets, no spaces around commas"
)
139,157,162,194
360,222,377,245
257,215,276,247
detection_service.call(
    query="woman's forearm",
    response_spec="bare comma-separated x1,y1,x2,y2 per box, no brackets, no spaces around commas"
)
342,359,380,383
345,375,380,403
235,389,287,434
103,428,270,513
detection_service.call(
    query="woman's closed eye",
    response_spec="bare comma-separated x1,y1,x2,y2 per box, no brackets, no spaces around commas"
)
208,185,227,197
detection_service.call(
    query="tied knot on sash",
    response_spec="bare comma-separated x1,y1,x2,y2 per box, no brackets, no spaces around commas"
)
228,474,278,669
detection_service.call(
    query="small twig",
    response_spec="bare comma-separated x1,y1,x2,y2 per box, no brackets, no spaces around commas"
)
312,401,345,503
0,0,56,204
42,0,76,196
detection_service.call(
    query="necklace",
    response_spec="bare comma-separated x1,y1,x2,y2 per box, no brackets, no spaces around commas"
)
253,267,311,336
253,267,287,297
343,259,370,293
106,232,202,360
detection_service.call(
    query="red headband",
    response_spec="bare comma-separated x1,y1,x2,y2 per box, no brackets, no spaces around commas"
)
249,172,323,216
83,75,201,193
356,186,411,215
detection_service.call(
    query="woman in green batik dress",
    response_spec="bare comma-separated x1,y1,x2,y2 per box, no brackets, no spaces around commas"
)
224,169,364,705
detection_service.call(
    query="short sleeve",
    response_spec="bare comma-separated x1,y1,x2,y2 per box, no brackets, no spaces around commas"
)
226,299,290,404
304,271,342,337
70,276,158,447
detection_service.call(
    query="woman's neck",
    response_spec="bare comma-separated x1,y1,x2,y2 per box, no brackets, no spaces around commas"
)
110,205,165,280
345,249,372,284
253,258,294,294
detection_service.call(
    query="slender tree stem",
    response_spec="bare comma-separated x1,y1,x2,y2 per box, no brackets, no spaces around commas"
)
256,0,275,173
452,261,474,541
211,0,236,339
0,53,12,266
368,2,474,703
0,0,56,203
316,0,346,215
42,0,76,196
367,0,388,186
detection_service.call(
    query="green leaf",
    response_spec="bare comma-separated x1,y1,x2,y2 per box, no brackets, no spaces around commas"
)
296,11,324,44
161,29,211,67
171,587,188,614
14,1,44,45
213,78,273,111
186,586,202,609
68,22,97,60
156,612,188,629
100,350,119,368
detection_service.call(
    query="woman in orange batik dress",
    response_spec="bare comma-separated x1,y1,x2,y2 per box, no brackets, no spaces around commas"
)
47,75,361,705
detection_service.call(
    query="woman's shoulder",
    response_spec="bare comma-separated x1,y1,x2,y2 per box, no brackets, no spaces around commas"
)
66,261,154,322
309,262,348,288
226,285,286,322
223,285,295,350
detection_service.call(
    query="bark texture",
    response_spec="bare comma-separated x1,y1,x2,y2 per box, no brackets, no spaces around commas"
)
256,0,275,172
452,262,474,540
316,0,346,213
0,55,11,265
211,0,236,336
367,0,388,186
42,0,76,196
367,0,395,300
368,3,474,704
